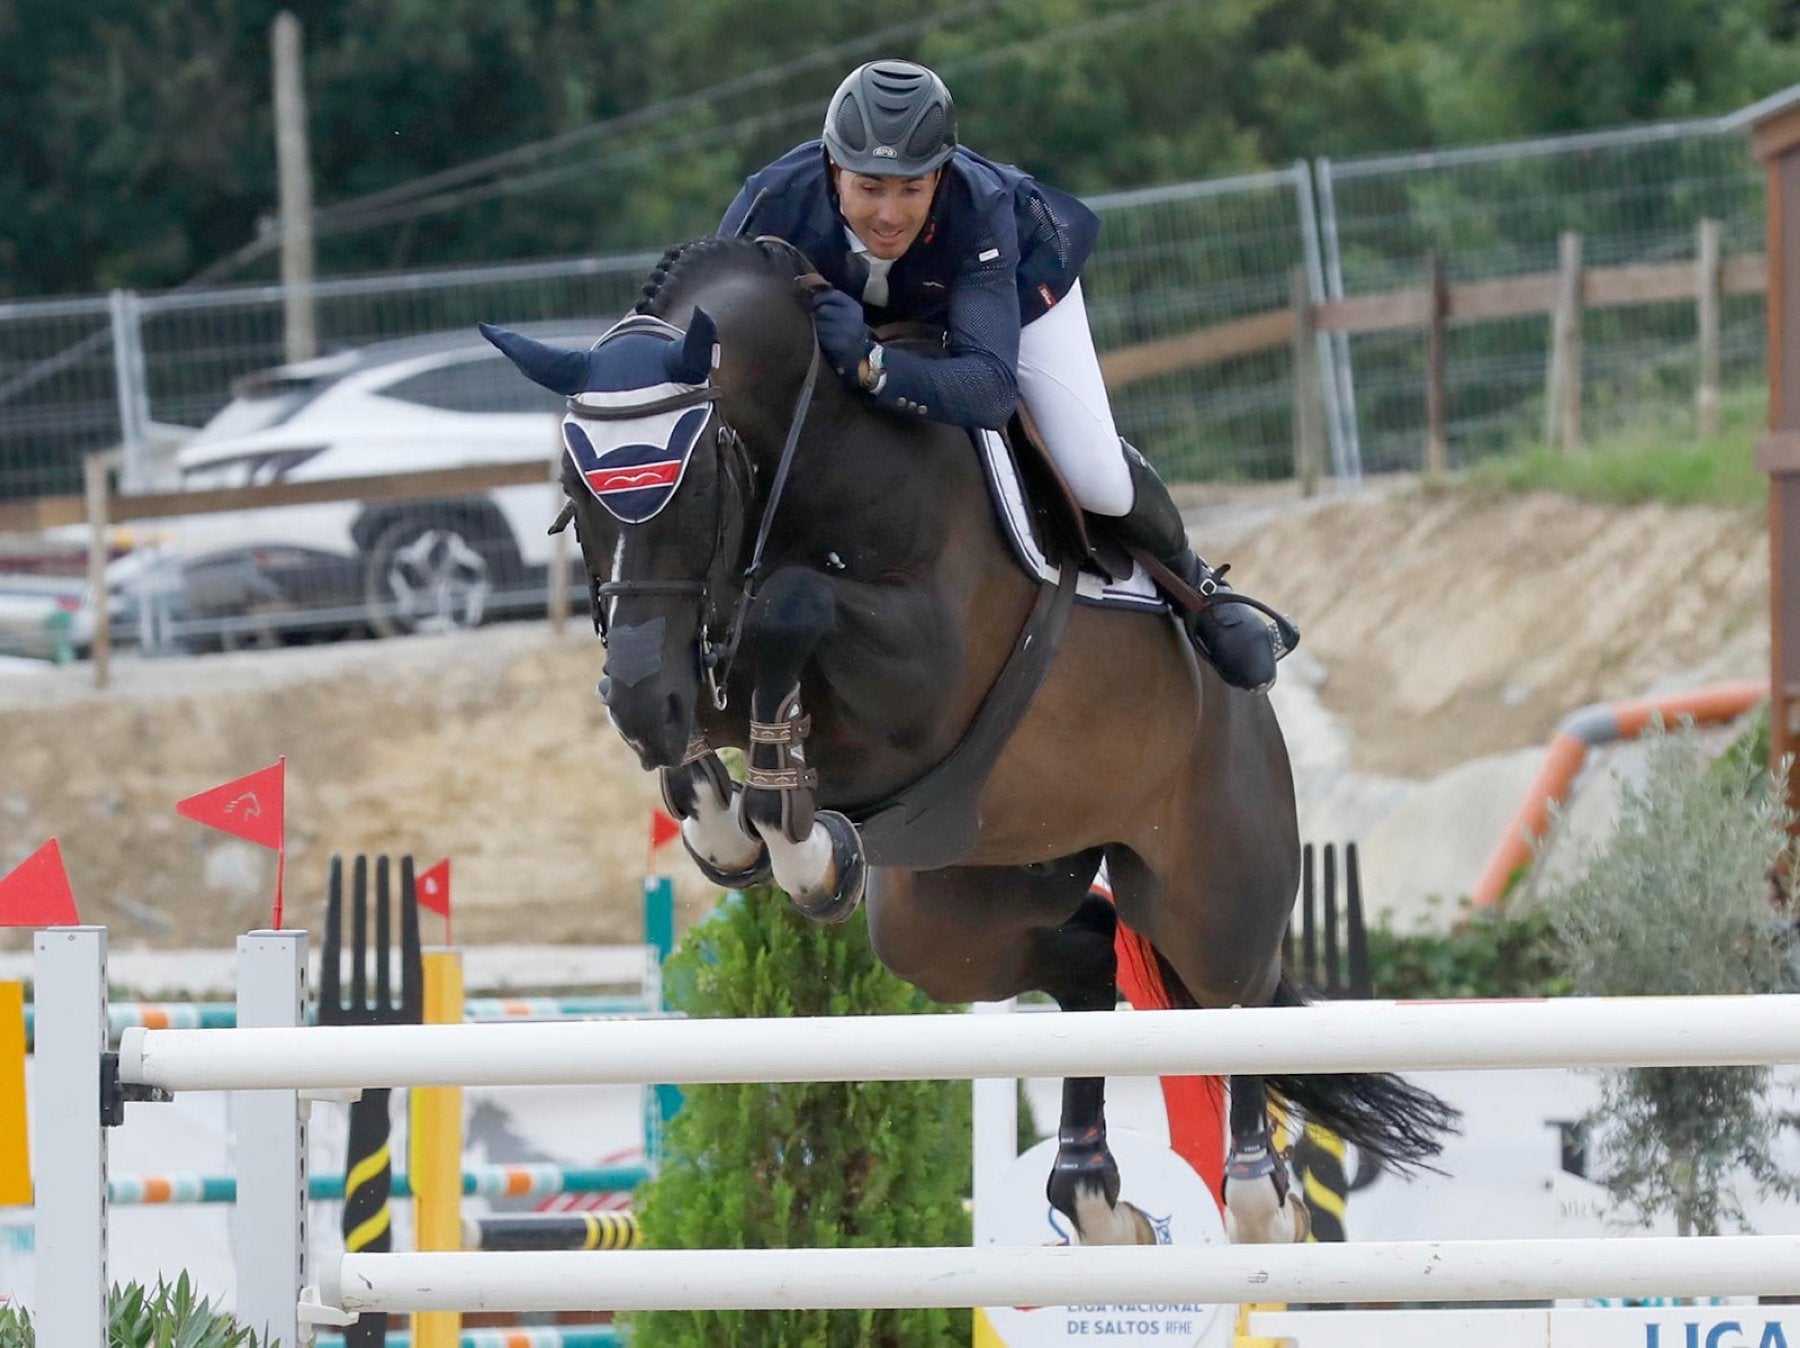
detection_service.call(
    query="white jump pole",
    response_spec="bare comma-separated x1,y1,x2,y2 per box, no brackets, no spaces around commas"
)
317,1236,1800,1315
118,993,1800,1092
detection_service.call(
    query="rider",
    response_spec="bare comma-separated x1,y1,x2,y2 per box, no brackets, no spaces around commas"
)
719,58,1281,693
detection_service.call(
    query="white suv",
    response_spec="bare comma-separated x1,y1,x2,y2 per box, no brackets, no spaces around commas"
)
123,327,588,648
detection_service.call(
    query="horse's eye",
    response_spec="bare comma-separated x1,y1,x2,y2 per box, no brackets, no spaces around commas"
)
547,500,577,536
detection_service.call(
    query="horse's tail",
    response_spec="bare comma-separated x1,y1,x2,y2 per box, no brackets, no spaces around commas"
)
1257,969,1461,1176
1138,946,1461,1177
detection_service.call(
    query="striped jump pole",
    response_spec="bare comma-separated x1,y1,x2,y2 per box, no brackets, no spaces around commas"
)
22,994,659,1047
316,1328,618,1348
465,1212,639,1253
105,1162,652,1205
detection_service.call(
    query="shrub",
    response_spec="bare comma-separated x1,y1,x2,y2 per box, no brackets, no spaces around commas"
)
624,885,972,1347
0,1274,268,1346
1536,725,1800,1235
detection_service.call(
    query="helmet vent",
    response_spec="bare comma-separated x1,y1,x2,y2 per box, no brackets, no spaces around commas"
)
832,98,869,152
906,105,948,161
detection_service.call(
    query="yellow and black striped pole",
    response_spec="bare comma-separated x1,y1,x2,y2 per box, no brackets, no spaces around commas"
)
466,1210,640,1251
1294,1119,1349,1243
321,854,424,1348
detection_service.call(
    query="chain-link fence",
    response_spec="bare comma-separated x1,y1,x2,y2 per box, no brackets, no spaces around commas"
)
1319,118,1765,476
1086,165,1318,482
0,106,1776,659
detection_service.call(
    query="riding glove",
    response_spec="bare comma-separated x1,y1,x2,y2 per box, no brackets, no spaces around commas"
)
810,287,873,379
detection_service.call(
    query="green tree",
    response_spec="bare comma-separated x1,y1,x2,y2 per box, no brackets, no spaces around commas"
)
1537,725,1800,1236
625,884,972,1348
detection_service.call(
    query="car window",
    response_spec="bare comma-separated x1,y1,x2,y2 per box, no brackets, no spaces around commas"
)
191,379,323,442
380,355,562,414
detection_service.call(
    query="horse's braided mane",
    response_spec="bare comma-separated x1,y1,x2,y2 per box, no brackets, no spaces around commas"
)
634,236,812,318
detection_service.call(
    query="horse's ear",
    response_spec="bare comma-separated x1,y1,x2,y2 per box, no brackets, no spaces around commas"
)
664,308,718,385
479,322,589,395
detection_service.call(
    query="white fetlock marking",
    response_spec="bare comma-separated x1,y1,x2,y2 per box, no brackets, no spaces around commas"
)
755,817,836,899
1225,1178,1307,1244
1070,1189,1146,1246
683,792,762,872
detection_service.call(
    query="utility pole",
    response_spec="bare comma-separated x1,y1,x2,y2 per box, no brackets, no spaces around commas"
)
272,11,317,363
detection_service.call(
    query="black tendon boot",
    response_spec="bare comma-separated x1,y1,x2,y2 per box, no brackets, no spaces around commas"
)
1109,443,1281,693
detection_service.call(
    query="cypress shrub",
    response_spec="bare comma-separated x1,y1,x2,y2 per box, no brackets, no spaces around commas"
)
625,884,973,1347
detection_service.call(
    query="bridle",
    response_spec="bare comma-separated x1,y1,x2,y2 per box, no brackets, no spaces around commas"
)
563,325,823,713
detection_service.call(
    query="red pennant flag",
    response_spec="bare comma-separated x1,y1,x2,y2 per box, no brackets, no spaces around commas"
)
650,809,681,853
177,758,287,929
0,838,81,928
176,759,285,851
417,857,451,919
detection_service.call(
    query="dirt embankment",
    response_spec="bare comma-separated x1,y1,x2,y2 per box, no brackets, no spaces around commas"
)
0,484,1770,953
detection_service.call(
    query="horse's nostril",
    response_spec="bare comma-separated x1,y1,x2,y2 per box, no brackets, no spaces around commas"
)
666,691,686,726
597,675,612,703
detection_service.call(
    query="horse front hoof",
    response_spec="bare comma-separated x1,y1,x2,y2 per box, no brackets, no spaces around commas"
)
789,810,865,924
684,838,773,890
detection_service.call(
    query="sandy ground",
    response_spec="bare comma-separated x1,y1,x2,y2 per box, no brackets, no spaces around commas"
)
0,481,1770,954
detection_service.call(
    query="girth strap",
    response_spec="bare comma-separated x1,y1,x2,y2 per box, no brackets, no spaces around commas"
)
853,561,1081,870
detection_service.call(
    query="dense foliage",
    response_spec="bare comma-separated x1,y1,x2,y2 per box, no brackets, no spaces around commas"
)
625,884,971,1348
8,0,1800,297
0,1274,267,1346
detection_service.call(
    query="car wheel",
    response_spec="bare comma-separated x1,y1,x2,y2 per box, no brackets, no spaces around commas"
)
362,514,515,639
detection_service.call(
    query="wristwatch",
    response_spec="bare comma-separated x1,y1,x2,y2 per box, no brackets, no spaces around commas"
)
858,342,888,394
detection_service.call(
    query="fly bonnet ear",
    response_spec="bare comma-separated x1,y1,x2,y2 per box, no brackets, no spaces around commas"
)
662,308,718,386
479,322,589,395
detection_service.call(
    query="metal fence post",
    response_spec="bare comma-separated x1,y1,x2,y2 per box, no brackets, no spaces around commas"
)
107,289,151,492
1312,159,1363,484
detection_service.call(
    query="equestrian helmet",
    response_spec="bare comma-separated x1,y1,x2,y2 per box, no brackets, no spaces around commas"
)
822,60,957,178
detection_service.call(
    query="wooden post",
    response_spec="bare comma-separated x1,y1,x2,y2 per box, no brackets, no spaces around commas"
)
1290,266,1324,498
1697,217,1722,439
1424,251,1449,475
1544,230,1585,451
1751,99,1800,837
272,12,317,364
82,453,111,691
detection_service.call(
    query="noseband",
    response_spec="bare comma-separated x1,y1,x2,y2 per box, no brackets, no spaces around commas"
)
568,332,823,712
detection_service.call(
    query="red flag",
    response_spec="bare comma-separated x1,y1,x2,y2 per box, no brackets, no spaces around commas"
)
0,838,81,928
417,858,451,919
650,810,681,853
177,758,287,928
177,759,285,851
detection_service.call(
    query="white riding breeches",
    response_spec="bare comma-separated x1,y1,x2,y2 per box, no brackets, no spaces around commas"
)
1015,280,1133,517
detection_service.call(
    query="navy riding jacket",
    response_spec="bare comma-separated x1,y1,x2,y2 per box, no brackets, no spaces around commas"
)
719,140,1100,430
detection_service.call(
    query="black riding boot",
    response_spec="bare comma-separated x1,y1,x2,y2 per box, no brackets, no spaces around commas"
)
1108,443,1280,694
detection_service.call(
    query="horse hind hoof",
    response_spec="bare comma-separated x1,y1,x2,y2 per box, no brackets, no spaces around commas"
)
789,810,865,924
1224,1179,1310,1244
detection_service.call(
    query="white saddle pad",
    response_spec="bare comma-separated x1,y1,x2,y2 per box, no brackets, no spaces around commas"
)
974,428,1165,612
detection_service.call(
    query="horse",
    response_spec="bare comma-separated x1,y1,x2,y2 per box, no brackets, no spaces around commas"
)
483,234,1456,1247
